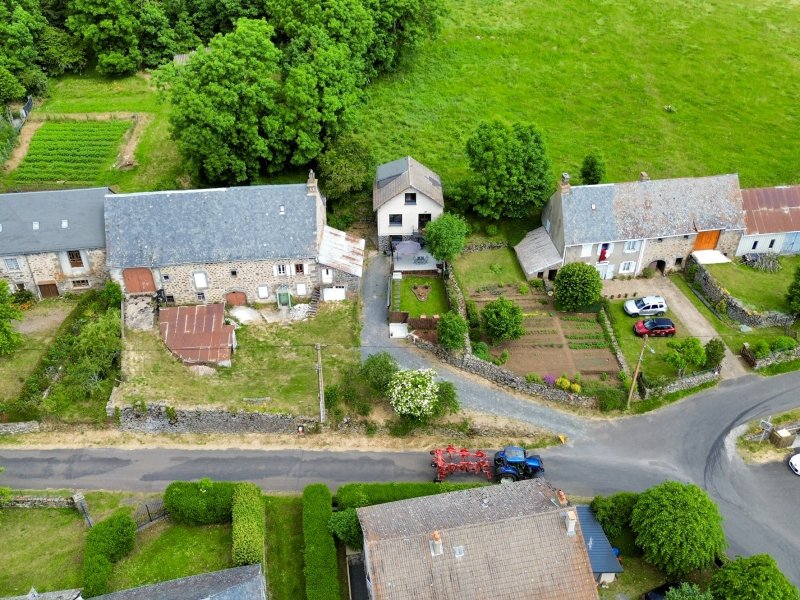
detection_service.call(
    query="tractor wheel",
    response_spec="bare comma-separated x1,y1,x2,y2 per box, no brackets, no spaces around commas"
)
497,473,518,484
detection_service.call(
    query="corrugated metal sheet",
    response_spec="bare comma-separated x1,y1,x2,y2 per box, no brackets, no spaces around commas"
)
159,304,234,365
575,505,624,576
742,185,800,235
318,226,365,277
373,157,444,210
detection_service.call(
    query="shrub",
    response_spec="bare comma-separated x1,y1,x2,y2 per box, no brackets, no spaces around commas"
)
770,336,797,353
81,553,114,597
570,383,581,393
714,298,727,315
786,265,800,316
437,311,468,350
597,387,626,412
11,288,36,305
580,151,606,184
360,352,399,395
98,280,123,308
529,278,545,290
481,297,525,343
164,479,236,524
303,484,340,600
751,340,771,359
704,338,726,369
434,381,460,418
492,349,509,365
387,368,439,420
554,262,602,311
685,263,698,281
328,507,363,549
641,267,656,278
466,299,481,329
665,583,713,600
591,492,639,539
543,373,556,386
81,511,137,597
517,283,530,294
554,376,571,390
485,223,499,237
526,373,544,385
231,483,266,566
472,341,490,361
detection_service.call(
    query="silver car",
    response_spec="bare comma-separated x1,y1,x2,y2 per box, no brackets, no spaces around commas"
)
624,295,667,317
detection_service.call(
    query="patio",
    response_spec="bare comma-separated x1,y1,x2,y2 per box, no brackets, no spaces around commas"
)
391,240,439,272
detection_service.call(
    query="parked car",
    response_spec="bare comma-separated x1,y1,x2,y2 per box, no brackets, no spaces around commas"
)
789,453,800,476
641,583,684,600
624,295,667,317
633,318,676,337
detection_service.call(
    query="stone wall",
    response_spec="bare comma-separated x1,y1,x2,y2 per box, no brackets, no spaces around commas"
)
112,400,317,434
689,257,794,328
443,268,471,353
638,369,720,400
408,335,596,409
741,342,800,369
462,242,508,254
0,420,40,435
2,494,74,508
598,308,629,374
1,249,107,297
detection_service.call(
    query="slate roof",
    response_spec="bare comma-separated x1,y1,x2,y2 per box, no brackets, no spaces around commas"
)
2,590,81,600
559,174,744,246
0,187,109,255
318,225,365,277
159,303,235,364
357,479,599,600
373,157,444,211
575,505,624,576
92,564,265,600
742,185,800,235
104,185,319,268
514,226,563,276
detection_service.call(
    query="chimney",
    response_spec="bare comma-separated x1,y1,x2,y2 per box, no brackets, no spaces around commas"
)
639,171,650,182
430,530,444,556
559,172,571,194
557,489,569,507
564,510,577,536
307,169,318,194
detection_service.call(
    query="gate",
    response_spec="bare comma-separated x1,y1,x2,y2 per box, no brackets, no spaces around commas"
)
226,291,247,306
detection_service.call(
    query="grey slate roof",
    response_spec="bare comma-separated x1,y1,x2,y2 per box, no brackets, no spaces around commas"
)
560,174,744,246
92,564,265,600
357,479,599,600
104,185,319,268
514,226,563,276
576,505,624,576
373,156,444,211
0,187,108,255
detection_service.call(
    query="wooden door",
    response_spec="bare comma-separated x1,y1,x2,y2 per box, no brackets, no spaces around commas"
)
694,230,721,251
226,291,247,306
38,283,59,298
123,268,156,294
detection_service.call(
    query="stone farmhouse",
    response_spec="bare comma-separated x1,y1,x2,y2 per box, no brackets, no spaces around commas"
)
373,156,443,251
357,479,601,600
0,187,109,299
104,172,365,306
516,172,745,280
736,185,800,256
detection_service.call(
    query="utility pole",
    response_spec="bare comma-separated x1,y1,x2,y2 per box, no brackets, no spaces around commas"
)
316,343,326,423
627,335,648,411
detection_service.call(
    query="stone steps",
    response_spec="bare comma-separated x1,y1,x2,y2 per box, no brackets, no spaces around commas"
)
307,286,321,317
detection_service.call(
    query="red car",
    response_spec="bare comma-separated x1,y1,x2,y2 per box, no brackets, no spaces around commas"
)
633,318,676,337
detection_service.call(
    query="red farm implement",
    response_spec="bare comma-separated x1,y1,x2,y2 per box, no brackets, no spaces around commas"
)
430,445,493,483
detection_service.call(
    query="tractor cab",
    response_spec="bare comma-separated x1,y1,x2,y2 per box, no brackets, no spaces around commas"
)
493,445,545,483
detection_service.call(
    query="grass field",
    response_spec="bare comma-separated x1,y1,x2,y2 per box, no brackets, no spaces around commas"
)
705,256,800,313
352,0,800,188
264,495,305,600
453,247,528,294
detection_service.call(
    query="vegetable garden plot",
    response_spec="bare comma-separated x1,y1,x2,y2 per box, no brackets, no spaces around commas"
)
9,120,131,185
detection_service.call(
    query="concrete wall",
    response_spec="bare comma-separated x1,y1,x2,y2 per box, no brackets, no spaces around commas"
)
376,187,442,238
736,233,784,256
0,248,106,297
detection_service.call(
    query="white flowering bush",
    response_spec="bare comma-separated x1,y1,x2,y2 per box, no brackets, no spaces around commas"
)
387,369,439,420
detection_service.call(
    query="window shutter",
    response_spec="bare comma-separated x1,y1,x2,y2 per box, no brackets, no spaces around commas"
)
273,265,278,276
304,263,310,275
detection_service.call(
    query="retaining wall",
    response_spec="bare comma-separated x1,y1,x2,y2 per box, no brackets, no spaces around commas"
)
2,495,74,508
598,308,629,375
0,421,40,435
638,369,720,400
741,342,800,370
443,267,472,353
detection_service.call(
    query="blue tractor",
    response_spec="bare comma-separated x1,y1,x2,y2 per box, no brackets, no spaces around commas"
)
493,446,545,483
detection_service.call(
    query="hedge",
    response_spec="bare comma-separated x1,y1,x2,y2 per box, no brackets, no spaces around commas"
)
328,507,362,550
303,484,340,600
590,492,639,539
232,483,266,566
81,511,137,597
335,482,484,509
164,479,236,524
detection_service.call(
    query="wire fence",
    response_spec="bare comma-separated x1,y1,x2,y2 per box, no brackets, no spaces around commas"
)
133,499,167,529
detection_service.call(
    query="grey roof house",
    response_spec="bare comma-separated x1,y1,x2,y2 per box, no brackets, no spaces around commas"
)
357,478,599,600
0,187,111,299
516,172,745,280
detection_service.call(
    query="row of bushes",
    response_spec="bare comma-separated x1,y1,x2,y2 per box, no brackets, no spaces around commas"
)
164,479,236,524
82,512,137,597
232,483,266,566
303,484,340,600
335,482,484,510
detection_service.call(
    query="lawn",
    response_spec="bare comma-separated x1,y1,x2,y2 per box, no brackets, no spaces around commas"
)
109,521,232,591
121,302,361,413
264,495,305,600
393,276,449,317
705,256,800,313
352,0,800,188
453,247,528,294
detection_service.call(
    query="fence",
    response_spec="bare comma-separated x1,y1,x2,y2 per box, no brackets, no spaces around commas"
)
7,95,34,131
133,499,167,528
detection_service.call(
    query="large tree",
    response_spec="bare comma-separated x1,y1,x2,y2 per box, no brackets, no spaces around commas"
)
424,213,468,263
316,133,374,202
67,0,142,75
554,262,602,311
465,120,552,219
480,297,525,344
710,554,799,600
630,481,726,578
0,280,23,356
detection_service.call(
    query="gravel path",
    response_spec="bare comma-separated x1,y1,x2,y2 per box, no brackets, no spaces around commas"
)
360,253,586,439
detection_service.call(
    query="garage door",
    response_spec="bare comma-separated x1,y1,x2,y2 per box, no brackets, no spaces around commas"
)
694,230,721,251
226,291,247,306
123,268,156,294
322,286,346,302
38,283,59,298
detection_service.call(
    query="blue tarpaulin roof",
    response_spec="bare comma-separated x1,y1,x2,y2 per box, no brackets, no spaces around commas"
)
576,505,624,575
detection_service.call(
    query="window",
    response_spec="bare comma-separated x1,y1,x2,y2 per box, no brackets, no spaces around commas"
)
230,269,238,277
3,257,20,271
623,240,640,253
295,263,304,275
580,244,592,258
404,192,417,205
162,274,170,282
193,272,209,289
620,261,636,274
196,292,206,301
751,241,758,250
277,264,287,276
165,294,175,303
657,238,663,242
257,285,270,299
683,235,689,240
389,214,402,227
72,279,89,288
32,221,39,230
15,283,25,291
279,205,285,215
598,243,611,262
61,220,69,229
769,239,776,249
675,257,683,266
67,250,84,268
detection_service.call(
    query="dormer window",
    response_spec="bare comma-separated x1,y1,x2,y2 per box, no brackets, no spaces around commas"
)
405,192,417,205
0,224,3,233
61,220,69,229
32,221,39,230
279,205,285,215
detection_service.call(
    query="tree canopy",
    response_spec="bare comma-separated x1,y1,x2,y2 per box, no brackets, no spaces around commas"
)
437,311,468,351
665,337,706,377
580,151,606,184
710,554,799,600
786,265,800,316
665,583,712,600
630,481,726,578
424,213,469,263
316,132,374,202
554,262,602,311
480,297,525,344
465,120,553,219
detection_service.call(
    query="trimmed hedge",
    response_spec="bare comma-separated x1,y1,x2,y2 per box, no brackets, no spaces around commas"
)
232,483,266,566
164,479,236,524
303,484,340,600
335,482,484,510
81,511,137,597
328,507,362,550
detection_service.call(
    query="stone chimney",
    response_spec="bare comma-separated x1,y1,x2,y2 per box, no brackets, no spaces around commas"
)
430,530,444,556
307,169,318,194
639,171,650,182
559,172,571,194
564,510,577,536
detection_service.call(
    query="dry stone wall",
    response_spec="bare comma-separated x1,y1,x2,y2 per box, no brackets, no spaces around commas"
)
443,269,471,353
462,242,507,254
638,369,720,400
0,421,40,435
742,342,800,369
3,495,74,508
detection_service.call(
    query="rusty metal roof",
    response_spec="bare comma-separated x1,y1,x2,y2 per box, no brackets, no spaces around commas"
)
373,157,444,211
357,479,599,600
159,304,234,365
742,185,800,235
318,225,365,277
